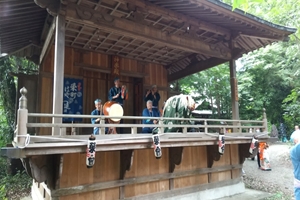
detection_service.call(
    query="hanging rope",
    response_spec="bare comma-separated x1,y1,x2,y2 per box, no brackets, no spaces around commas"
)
16,134,31,149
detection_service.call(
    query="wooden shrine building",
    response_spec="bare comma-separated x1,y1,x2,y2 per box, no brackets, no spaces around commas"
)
0,0,296,200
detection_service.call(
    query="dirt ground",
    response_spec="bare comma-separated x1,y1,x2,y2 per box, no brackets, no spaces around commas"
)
243,142,295,200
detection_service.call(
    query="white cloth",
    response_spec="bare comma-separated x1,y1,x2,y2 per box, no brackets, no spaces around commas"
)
291,130,300,141
294,178,300,188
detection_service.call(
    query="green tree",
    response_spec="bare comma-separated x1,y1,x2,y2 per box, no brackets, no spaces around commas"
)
237,43,295,123
0,56,38,143
178,63,232,118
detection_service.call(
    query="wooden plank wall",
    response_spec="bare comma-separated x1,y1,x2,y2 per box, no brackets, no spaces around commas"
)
210,145,233,183
38,46,169,135
124,148,169,198
58,145,240,199
60,151,120,200
173,146,208,188
144,63,169,108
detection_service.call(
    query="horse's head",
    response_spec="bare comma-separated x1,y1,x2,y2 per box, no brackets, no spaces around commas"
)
186,96,196,111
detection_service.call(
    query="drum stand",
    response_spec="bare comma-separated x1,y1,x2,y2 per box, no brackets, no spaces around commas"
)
108,127,117,134
107,119,119,134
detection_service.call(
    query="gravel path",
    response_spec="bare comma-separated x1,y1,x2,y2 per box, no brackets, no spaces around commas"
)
243,143,294,200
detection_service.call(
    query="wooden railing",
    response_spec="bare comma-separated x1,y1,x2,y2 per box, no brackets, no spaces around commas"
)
14,87,268,147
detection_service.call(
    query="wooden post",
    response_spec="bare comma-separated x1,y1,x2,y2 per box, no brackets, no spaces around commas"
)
131,127,137,134
52,13,65,136
100,118,105,135
159,119,164,134
229,39,239,133
229,59,239,121
238,121,241,133
14,87,28,145
182,127,187,134
263,108,268,133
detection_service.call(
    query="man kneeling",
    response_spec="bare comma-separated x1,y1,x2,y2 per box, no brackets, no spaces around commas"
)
142,100,160,133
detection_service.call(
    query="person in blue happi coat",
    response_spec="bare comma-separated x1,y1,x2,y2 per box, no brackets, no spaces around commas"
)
144,85,160,113
91,99,107,135
291,134,300,199
142,100,160,133
108,77,127,133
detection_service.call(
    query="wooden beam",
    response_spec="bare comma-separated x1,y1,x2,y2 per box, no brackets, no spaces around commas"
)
165,53,197,69
119,0,231,38
207,145,221,168
51,164,242,197
74,62,146,78
239,143,254,164
65,3,231,60
169,147,183,173
40,18,56,64
2,138,262,159
167,58,227,82
52,13,65,135
120,150,134,179
124,178,242,200
239,33,286,41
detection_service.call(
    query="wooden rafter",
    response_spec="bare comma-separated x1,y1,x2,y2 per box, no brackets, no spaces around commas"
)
40,18,56,64
66,3,231,59
168,57,227,82
83,28,99,49
110,2,121,15
93,0,102,10
126,41,146,55
135,44,157,59
95,32,112,50
116,38,136,54
71,25,84,46
106,35,124,53
117,0,231,38
161,20,174,32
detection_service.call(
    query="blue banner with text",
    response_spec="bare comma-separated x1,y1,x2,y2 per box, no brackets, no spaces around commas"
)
63,78,83,122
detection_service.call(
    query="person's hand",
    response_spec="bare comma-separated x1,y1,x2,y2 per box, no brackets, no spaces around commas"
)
153,120,158,124
146,90,150,96
96,118,100,122
153,93,156,99
114,93,120,99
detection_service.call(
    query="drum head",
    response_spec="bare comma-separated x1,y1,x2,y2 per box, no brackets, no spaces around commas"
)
109,103,124,122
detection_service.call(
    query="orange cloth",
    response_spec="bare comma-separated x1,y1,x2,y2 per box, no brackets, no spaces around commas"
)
259,142,267,160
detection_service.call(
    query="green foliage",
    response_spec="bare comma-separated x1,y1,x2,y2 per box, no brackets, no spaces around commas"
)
178,63,231,118
231,0,263,11
178,0,300,133
238,43,297,123
223,0,300,38
0,56,37,199
0,159,32,199
0,56,38,143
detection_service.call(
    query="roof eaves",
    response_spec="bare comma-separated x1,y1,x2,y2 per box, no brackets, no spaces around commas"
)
207,0,297,34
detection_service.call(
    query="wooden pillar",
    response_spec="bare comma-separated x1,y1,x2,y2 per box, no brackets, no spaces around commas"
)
52,13,65,135
229,59,239,121
229,39,239,122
